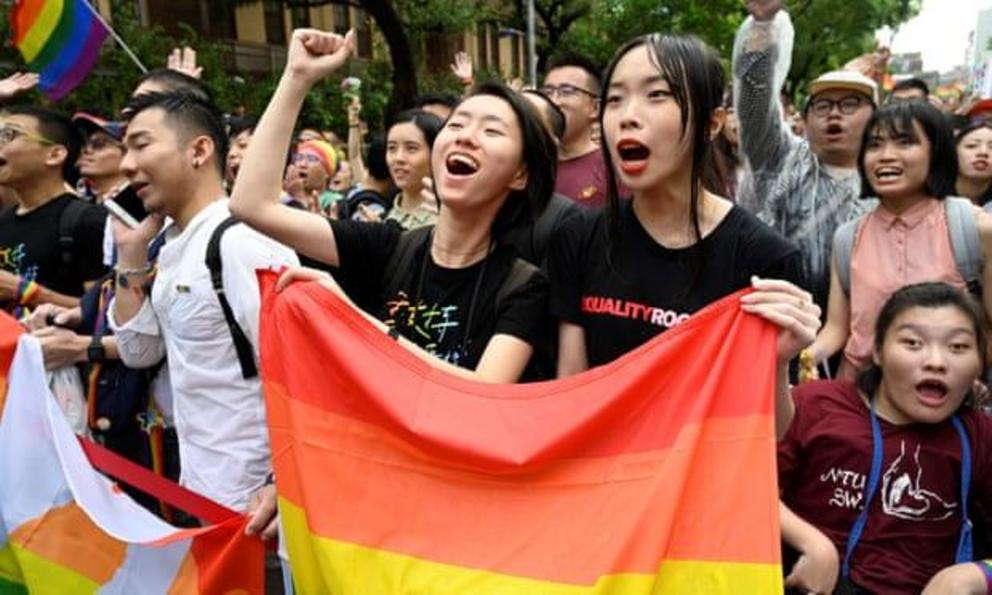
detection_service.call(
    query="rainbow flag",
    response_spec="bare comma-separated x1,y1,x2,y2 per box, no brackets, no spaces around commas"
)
10,0,110,101
259,272,784,593
0,319,265,593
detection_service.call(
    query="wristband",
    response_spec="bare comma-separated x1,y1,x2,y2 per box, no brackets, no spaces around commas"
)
980,560,992,592
16,277,39,306
115,265,154,289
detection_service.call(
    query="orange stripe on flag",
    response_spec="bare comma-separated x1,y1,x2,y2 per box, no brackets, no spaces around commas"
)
0,312,23,421
9,502,127,584
268,386,779,584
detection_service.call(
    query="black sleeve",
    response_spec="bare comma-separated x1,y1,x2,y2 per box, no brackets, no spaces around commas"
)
737,208,807,290
544,211,590,324
493,268,549,346
329,219,401,302
74,204,109,284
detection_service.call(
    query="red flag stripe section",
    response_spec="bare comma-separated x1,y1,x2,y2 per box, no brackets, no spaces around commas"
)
260,277,777,466
267,387,779,585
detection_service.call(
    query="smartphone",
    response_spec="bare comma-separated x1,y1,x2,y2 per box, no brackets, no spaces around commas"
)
104,186,147,229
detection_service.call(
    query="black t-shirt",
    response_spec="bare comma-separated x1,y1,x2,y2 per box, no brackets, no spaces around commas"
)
330,220,549,370
547,200,805,367
0,193,107,308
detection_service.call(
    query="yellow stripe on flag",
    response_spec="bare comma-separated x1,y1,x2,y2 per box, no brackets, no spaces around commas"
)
18,0,64,63
280,499,782,594
5,542,100,594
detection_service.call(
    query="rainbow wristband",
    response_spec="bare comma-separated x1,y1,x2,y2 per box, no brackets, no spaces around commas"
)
17,278,39,306
980,560,992,593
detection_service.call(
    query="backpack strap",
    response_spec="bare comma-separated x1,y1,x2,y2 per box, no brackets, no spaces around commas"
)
833,217,861,297
495,257,539,311
57,198,89,281
205,217,257,380
945,197,983,294
380,226,432,296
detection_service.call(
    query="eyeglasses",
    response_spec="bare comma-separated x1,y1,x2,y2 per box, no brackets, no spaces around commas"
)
0,124,55,146
293,152,322,166
809,95,867,117
83,135,122,152
539,83,598,100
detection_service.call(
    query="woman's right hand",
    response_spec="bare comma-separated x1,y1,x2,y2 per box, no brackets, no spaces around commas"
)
285,29,355,86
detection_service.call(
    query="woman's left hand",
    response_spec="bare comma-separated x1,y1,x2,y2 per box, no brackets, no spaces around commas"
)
741,277,821,365
275,266,344,297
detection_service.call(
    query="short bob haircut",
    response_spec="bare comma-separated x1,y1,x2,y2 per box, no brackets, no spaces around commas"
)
857,282,987,400
857,101,957,199
955,121,992,206
444,81,556,240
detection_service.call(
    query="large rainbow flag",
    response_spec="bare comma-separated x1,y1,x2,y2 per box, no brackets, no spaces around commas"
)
10,0,110,101
259,272,784,593
0,315,265,593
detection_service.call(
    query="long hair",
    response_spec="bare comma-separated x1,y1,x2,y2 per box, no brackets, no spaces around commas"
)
599,34,725,287
955,121,992,206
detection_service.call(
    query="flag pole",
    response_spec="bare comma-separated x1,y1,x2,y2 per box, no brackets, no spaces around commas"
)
79,0,148,73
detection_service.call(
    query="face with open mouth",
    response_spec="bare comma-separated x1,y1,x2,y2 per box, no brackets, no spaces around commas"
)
874,305,982,425
957,126,992,182
805,89,872,160
431,94,527,212
602,45,690,192
0,115,58,188
863,120,931,201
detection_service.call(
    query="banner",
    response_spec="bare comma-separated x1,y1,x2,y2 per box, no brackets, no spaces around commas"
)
260,272,784,594
0,319,264,594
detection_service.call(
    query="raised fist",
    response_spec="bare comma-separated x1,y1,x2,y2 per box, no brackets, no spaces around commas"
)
747,0,783,21
286,29,355,86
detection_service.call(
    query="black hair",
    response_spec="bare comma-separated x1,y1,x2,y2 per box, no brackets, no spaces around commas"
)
414,93,459,111
857,101,957,199
365,133,390,181
857,282,987,399
891,77,930,99
452,81,556,239
955,121,992,205
123,91,229,178
134,68,212,103
546,52,602,93
599,34,725,291
521,89,567,142
2,104,82,183
387,109,444,149
227,115,258,139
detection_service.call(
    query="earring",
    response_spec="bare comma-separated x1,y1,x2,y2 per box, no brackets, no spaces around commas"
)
192,160,200,169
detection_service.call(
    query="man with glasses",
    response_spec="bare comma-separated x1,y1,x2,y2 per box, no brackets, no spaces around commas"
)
0,105,107,314
542,53,610,208
733,0,877,311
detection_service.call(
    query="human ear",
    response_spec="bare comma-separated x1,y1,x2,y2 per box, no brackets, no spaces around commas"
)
709,107,727,142
190,135,214,170
44,145,68,170
509,166,528,191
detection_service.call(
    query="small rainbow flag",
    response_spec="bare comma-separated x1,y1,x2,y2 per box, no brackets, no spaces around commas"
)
10,0,110,101
259,272,784,593
0,318,265,593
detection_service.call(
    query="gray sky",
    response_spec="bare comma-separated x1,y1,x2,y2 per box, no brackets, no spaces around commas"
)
881,0,989,72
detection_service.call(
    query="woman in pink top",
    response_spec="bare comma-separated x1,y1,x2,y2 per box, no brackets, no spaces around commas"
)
808,101,992,379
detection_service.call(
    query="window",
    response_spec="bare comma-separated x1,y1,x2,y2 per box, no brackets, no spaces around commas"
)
264,0,286,45
355,8,373,58
333,5,350,35
489,23,500,73
476,23,489,71
291,6,310,29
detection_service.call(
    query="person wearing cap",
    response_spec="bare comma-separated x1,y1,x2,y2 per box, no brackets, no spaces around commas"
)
74,113,129,205
733,0,877,312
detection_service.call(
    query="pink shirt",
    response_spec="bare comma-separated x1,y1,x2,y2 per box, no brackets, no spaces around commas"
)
555,148,610,208
844,198,967,370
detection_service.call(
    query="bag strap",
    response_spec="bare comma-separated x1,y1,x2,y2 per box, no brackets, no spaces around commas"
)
57,198,88,280
952,415,974,563
205,216,258,379
834,217,860,297
381,226,432,296
945,197,983,293
496,257,538,311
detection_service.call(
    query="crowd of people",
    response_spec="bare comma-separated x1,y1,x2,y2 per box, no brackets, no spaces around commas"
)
4,0,992,592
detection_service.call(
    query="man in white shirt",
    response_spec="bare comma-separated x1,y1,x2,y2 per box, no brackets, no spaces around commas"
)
109,91,298,512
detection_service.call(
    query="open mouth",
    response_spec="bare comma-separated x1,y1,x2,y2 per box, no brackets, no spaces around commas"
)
916,379,949,405
131,181,150,197
445,153,480,177
826,124,844,135
617,140,650,162
874,167,902,181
